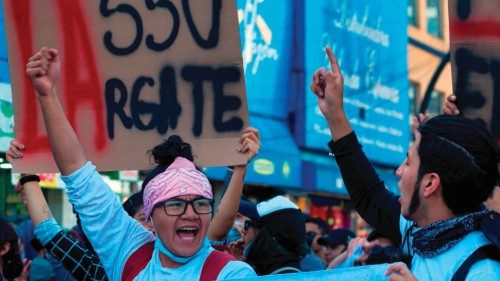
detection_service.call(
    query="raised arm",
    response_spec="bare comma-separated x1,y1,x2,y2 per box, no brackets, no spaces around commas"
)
208,127,260,242
7,140,52,225
310,47,401,243
25,48,86,175
310,47,352,141
8,141,108,281
25,48,149,281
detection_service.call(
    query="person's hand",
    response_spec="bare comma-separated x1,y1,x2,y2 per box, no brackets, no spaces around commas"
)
443,94,460,115
13,258,31,281
346,237,365,257
7,139,25,162
309,46,345,121
346,237,376,266
237,127,260,164
385,262,417,281
25,47,60,96
228,239,245,261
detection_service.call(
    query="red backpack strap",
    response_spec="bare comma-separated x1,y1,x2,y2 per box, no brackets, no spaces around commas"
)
122,241,154,281
200,250,235,281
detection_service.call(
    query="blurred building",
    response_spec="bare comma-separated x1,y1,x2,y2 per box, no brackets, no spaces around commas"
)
408,0,451,117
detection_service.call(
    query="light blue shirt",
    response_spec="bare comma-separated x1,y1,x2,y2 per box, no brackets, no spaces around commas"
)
400,216,500,280
61,162,256,281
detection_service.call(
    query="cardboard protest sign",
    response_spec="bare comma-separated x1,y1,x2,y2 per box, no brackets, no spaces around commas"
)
3,0,248,173
449,0,500,146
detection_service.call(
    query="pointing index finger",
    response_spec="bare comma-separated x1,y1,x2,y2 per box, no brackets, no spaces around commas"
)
325,46,340,76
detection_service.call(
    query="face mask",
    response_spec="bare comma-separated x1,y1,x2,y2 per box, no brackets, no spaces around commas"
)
154,236,211,264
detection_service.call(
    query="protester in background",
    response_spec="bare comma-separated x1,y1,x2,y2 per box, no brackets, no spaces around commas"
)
123,191,154,233
305,217,329,264
310,46,499,280
239,196,309,275
317,228,355,264
364,230,402,266
227,200,260,261
10,174,100,281
0,218,25,281
301,217,327,271
18,47,256,280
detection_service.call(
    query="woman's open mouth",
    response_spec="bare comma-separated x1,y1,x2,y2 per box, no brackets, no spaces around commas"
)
176,226,199,241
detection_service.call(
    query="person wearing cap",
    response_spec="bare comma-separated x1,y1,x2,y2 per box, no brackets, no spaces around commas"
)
317,228,355,264
20,47,257,280
239,196,309,275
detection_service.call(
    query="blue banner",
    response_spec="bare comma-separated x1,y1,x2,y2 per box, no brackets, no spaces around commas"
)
234,263,389,280
304,0,409,166
237,0,292,119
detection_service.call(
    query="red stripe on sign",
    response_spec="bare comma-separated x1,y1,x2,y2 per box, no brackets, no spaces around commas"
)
450,20,500,39
9,0,51,152
55,0,107,151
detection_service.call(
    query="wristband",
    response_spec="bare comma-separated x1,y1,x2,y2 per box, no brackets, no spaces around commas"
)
19,174,41,186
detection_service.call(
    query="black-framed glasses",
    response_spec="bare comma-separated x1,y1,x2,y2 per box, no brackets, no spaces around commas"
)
160,198,213,216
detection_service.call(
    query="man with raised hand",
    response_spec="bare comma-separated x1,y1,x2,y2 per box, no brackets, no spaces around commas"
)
310,47,499,280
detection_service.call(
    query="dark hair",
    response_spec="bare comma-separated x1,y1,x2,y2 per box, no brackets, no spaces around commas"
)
363,246,401,265
416,115,498,215
30,238,44,252
305,217,329,235
141,135,195,190
122,192,144,217
0,218,23,279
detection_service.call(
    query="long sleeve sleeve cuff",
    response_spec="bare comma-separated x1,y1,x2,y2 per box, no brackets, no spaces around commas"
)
34,218,63,245
328,131,361,157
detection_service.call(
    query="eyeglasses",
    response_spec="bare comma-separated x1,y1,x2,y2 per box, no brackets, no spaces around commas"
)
243,220,256,231
160,198,213,216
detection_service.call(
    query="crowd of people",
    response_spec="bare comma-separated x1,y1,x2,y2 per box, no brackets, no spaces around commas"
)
1,46,498,280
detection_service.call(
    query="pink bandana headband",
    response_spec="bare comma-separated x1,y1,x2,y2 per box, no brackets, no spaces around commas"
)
143,157,213,218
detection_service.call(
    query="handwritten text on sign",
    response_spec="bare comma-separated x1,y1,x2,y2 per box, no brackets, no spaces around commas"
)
449,0,500,146
3,0,248,173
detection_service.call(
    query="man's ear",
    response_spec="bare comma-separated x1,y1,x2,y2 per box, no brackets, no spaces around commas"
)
422,173,441,198
0,242,11,256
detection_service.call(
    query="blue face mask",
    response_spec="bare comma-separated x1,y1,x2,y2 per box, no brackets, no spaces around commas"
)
155,236,211,264
227,227,242,244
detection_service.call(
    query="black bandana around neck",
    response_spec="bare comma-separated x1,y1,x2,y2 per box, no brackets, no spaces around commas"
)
411,208,488,258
